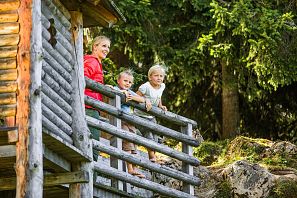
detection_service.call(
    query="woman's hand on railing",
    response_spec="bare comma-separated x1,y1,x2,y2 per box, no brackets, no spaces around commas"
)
159,105,167,111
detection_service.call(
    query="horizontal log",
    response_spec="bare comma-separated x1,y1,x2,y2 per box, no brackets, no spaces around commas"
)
0,127,18,145
94,181,134,198
0,93,16,105
0,12,18,22
0,46,17,58
85,78,197,126
42,103,72,135
93,139,200,185
42,71,72,104
43,145,71,172
0,23,19,34
42,25,73,55
41,7,72,40
41,92,72,125
85,96,199,147
42,61,72,93
0,81,17,93
42,83,73,115
0,58,16,69
0,145,15,158
0,1,20,12
42,39,73,73
87,116,199,166
43,51,72,84
93,163,196,198
42,115,73,144
0,69,17,81
0,34,19,46
0,171,88,190
0,104,16,117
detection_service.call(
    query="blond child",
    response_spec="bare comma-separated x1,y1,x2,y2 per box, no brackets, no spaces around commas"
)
135,64,167,162
114,70,146,178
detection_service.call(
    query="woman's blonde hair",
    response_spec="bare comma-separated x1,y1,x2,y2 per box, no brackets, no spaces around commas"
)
148,64,166,77
92,36,111,50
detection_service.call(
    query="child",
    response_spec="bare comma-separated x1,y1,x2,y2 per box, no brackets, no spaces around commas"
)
114,70,146,178
135,64,167,162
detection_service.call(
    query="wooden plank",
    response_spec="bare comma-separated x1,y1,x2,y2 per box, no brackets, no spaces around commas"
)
43,145,71,172
109,95,124,190
42,116,73,144
0,1,20,12
0,81,17,93
93,139,200,186
85,96,199,147
69,11,93,198
0,23,19,34
0,11,19,22
43,0,71,29
0,69,17,81
0,104,16,117
0,58,16,70
0,171,89,190
94,163,196,198
0,46,17,58
94,181,134,198
87,116,200,166
0,126,18,145
51,0,71,20
181,124,195,195
42,129,91,162
0,93,16,105
0,145,16,157
85,77,197,126
41,92,72,126
42,71,72,104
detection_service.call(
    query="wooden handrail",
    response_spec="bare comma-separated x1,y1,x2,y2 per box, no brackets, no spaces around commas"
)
85,96,199,147
85,77,197,127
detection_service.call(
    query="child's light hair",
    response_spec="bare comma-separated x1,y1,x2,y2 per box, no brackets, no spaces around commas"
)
148,64,166,77
118,69,134,81
92,36,111,50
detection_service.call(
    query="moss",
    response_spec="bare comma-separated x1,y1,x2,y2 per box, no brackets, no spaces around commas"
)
268,180,297,198
194,140,227,166
214,181,232,198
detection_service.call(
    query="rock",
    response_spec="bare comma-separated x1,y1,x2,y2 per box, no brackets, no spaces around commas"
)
220,160,274,198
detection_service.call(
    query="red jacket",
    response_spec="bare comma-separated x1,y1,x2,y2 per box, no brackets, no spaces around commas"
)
84,55,104,107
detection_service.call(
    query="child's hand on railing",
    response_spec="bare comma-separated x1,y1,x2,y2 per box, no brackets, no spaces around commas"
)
145,99,152,111
159,105,167,111
105,84,114,89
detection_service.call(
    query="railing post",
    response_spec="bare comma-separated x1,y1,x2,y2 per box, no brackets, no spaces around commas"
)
181,123,194,195
109,95,124,191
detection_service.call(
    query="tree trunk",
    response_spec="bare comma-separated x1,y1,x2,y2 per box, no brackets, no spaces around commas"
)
221,59,240,139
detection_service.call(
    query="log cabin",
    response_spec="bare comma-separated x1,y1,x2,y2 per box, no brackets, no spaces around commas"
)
0,0,201,197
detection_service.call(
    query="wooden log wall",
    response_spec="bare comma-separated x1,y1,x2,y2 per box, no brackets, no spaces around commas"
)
41,0,74,143
0,0,19,123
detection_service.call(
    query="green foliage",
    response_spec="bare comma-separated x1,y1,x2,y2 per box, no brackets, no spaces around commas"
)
96,0,297,142
268,180,297,198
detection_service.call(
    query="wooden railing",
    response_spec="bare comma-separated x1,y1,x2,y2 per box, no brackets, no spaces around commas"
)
85,77,201,198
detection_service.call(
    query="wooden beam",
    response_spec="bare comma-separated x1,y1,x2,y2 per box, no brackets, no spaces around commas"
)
0,145,16,157
0,11,19,23
0,46,17,58
0,0,20,12
43,145,71,172
69,11,93,198
0,69,17,81
93,163,196,198
0,81,17,93
0,126,18,145
85,77,197,127
93,139,201,186
85,96,199,147
0,171,89,191
87,116,200,166
0,23,19,35
0,104,16,117
0,58,16,70
0,93,16,105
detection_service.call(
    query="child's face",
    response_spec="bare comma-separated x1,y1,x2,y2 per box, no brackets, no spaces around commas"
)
93,39,110,62
117,74,133,90
149,69,164,87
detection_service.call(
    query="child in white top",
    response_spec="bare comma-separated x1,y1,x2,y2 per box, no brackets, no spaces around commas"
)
135,64,167,162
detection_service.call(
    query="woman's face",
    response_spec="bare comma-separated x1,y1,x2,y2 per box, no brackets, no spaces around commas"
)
93,39,110,62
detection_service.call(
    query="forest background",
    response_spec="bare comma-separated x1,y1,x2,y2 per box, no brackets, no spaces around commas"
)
86,0,297,143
